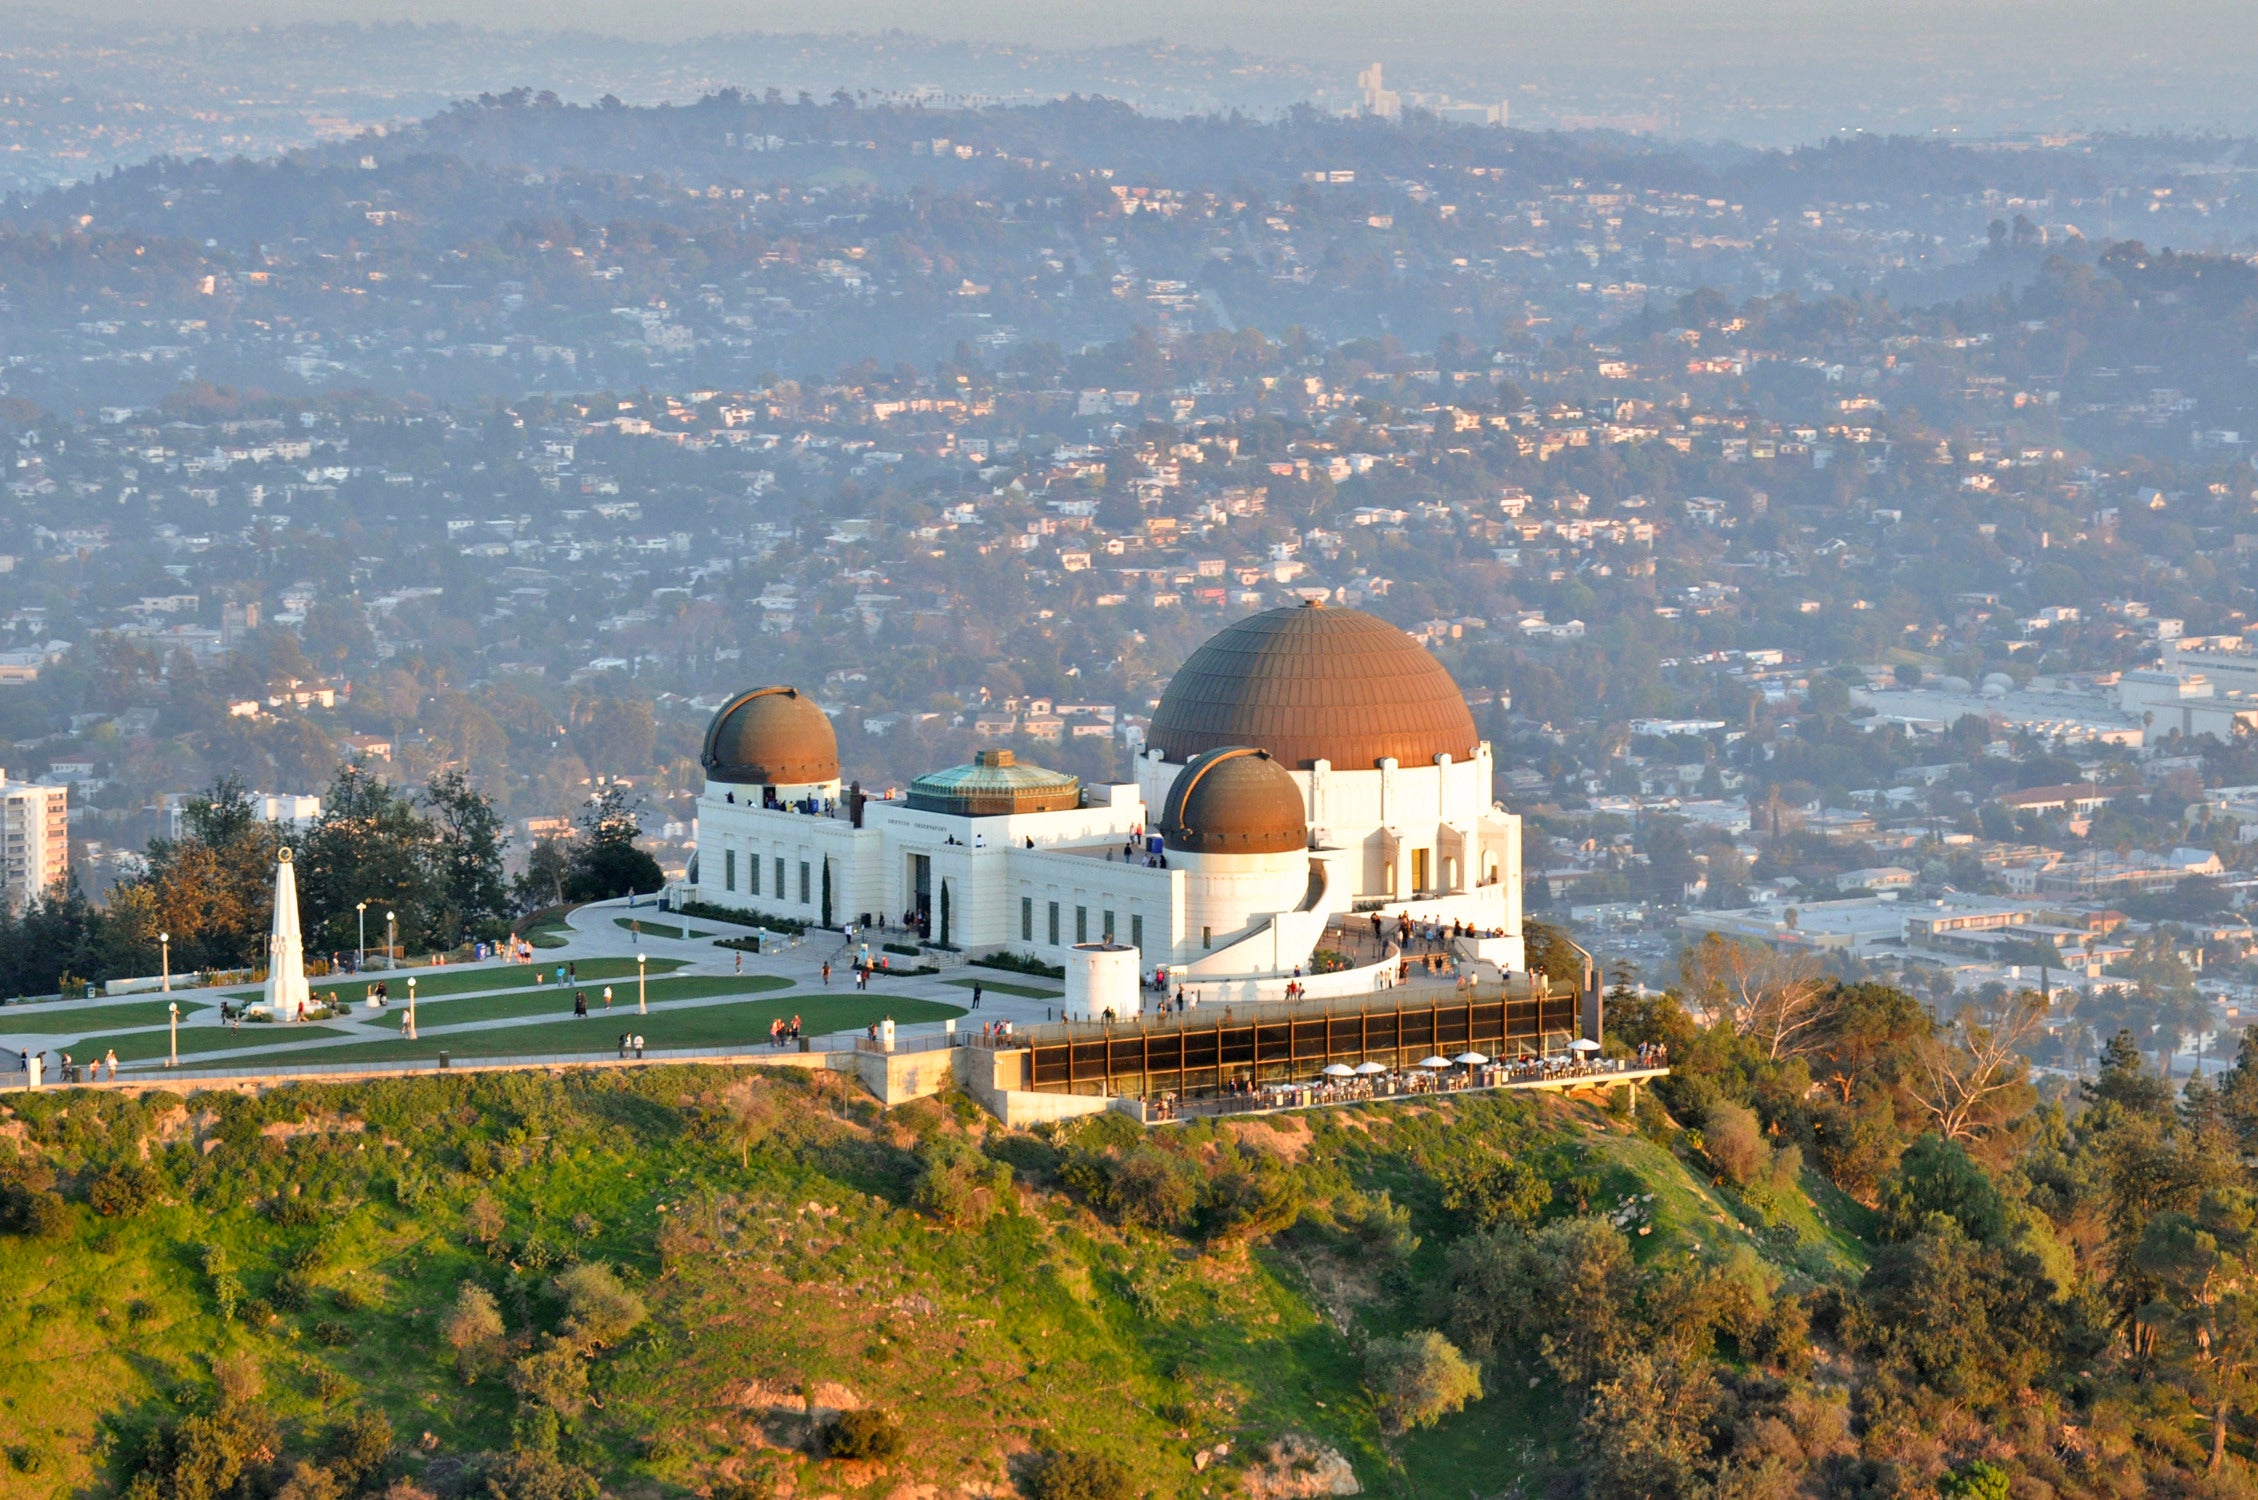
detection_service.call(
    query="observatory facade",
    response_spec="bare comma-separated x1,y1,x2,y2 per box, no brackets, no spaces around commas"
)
686,602,1523,998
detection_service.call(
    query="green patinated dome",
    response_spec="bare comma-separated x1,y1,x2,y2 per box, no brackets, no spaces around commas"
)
906,749,1080,817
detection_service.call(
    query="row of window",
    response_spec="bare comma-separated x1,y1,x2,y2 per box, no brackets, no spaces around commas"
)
1018,897,1210,952
721,848,812,905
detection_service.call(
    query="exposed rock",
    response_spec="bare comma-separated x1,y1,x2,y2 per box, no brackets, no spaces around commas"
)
1239,1436,1359,1500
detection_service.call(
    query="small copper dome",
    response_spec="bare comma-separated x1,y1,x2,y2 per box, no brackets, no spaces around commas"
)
1149,600,1479,770
1161,747,1309,855
702,687,839,785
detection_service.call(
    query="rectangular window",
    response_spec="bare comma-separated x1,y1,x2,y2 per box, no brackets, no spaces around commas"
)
1048,901,1061,946
1021,896,1033,942
1076,906,1088,944
1202,926,1212,950
799,860,811,904
1102,908,1114,942
749,852,761,896
1130,914,1144,951
774,857,785,897
724,849,736,892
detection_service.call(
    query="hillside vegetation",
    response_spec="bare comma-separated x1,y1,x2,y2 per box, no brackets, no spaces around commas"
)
0,1059,1843,1500
8,956,2258,1500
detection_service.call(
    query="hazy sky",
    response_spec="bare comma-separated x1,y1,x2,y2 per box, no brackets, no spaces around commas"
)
17,0,2258,64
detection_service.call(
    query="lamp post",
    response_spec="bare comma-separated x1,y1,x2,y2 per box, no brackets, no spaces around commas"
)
167,1001,178,1069
386,911,396,971
407,975,417,1040
356,902,367,971
637,951,647,1015
159,931,170,993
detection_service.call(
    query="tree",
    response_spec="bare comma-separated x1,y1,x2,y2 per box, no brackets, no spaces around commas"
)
298,762,441,956
1911,987,2046,1141
1677,933,1830,1059
563,785,663,902
125,775,281,971
514,837,572,914
1363,1330,1482,1434
2132,1188,2258,1473
422,770,510,945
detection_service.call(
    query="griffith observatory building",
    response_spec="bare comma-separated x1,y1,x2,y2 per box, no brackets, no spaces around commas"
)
685,602,1526,1001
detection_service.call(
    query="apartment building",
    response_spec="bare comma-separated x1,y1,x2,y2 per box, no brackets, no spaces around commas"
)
0,774,68,909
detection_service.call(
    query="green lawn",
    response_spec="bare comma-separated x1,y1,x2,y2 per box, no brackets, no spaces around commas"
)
613,917,712,940
0,998,212,1036
525,918,571,949
409,974,793,1028
80,1022,357,1065
944,976,1062,1000
227,993,964,1066
229,955,688,1007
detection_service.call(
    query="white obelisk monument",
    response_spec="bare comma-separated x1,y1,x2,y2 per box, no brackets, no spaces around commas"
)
265,847,311,1023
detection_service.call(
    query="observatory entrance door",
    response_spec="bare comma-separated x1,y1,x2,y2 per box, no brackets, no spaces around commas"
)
910,854,932,939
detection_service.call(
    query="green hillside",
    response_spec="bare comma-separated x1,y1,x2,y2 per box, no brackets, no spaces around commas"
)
0,1068,1839,1500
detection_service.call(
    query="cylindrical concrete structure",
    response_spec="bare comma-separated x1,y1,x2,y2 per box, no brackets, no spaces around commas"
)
1066,942,1141,1020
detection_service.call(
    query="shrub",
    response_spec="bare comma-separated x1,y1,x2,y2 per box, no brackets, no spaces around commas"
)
274,1461,343,1500
1027,1451,1137,1500
14,1188,69,1239
1363,1330,1483,1434
1107,1147,1198,1231
443,1283,507,1382
86,1162,163,1218
1702,1101,1769,1188
481,1447,601,1500
555,1262,647,1348
329,1408,394,1489
818,1409,904,1461
212,1352,264,1408
910,1137,1013,1227
332,1280,380,1314
273,1271,316,1312
971,950,1066,980
1941,1460,2012,1500
1435,1153,1551,1230
6,1443,44,1475
509,1340,591,1418
314,1367,354,1406
270,1196,324,1228
312,1320,353,1347
1199,1166,1305,1246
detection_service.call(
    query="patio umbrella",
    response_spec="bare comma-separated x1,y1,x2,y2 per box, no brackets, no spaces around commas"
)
1353,1061,1388,1075
1418,1055,1452,1069
1321,1063,1355,1077
1455,1051,1489,1066
1568,1038,1602,1053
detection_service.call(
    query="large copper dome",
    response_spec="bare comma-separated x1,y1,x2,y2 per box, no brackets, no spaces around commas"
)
1148,602,1479,770
1161,747,1308,854
701,686,839,785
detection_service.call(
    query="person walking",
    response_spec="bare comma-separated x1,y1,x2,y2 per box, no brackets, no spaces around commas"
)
574,991,588,1017
633,1034,645,1058
104,1048,118,1081
735,951,743,974
603,985,613,1010
971,981,983,1010
822,961,831,987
